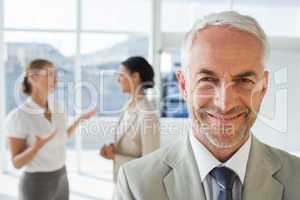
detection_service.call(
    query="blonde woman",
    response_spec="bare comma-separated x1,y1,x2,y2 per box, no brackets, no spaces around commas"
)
6,59,96,200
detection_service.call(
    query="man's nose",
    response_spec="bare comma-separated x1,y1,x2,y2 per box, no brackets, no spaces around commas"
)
214,81,237,113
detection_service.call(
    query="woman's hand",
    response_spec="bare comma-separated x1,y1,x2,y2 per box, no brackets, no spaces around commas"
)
67,107,97,137
9,129,58,169
99,143,115,160
79,107,97,122
33,128,58,151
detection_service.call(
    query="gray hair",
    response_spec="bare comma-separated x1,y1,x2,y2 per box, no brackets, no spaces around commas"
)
181,11,269,72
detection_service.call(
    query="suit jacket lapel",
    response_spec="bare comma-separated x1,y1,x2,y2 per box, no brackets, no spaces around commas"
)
162,134,284,200
243,136,283,200
163,134,207,200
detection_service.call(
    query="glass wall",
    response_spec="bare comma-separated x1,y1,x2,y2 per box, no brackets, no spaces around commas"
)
2,0,151,177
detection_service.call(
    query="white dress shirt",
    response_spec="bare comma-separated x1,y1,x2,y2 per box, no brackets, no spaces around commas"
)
190,131,252,200
6,97,68,173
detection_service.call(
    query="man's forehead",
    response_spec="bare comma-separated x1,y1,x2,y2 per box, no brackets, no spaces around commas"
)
191,38,263,58
190,47,262,62
192,26,263,54
188,29,264,76
188,47,264,73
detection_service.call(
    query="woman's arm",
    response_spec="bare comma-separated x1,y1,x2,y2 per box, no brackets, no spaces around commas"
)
8,129,57,169
67,108,96,138
67,117,81,138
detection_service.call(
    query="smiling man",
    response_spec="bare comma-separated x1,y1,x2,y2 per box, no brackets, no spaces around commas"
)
114,11,300,200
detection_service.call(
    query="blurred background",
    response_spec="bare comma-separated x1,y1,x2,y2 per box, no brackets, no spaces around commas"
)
0,0,300,199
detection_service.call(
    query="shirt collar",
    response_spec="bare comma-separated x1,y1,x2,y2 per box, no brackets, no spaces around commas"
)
23,97,54,114
190,130,252,184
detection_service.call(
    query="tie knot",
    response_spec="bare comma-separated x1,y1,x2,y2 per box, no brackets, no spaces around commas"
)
210,167,237,190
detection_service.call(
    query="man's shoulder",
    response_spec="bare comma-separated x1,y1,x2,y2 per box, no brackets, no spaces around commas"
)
263,142,300,198
115,139,185,200
265,143,300,171
122,136,185,178
257,139,300,188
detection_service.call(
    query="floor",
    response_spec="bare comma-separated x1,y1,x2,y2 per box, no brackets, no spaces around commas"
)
0,150,114,200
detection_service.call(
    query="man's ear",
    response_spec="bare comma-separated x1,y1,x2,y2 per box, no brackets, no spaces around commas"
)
176,70,188,101
262,70,269,96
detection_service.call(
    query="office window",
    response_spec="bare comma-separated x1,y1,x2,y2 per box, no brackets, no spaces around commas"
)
82,0,151,32
162,0,228,32
234,0,300,37
5,0,76,30
80,33,149,117
160,50,188,118
4,32,76,114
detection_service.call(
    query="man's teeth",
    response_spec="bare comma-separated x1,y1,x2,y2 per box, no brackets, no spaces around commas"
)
207,113,243,120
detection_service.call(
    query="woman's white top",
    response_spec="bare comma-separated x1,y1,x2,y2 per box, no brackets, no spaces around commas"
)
6,97,68,173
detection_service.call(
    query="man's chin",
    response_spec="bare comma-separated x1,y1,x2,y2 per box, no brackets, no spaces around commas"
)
205,133,236,149
207,128,250,149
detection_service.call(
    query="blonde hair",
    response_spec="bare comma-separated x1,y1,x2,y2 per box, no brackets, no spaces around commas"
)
22,59,53,95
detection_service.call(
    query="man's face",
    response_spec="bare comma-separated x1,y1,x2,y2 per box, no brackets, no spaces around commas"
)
177,26,268,149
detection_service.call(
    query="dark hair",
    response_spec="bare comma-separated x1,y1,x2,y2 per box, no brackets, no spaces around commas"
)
121,56,155,90
22,59,53,95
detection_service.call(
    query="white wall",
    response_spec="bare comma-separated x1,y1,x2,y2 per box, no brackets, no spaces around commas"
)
253,47,300,152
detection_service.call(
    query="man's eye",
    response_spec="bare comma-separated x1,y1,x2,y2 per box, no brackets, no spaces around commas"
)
235,78,255,84
199,77,218,83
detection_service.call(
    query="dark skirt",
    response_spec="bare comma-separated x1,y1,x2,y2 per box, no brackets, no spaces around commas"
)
19,166,69,200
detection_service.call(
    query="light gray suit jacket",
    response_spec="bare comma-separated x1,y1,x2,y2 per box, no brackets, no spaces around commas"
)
115,134,300,200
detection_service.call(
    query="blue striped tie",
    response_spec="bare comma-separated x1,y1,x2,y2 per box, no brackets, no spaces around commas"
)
210,167,237,200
